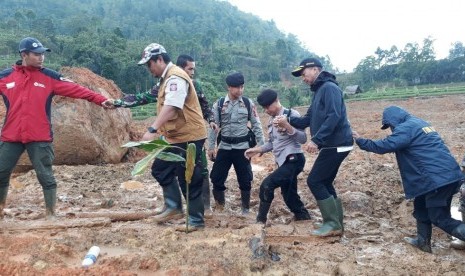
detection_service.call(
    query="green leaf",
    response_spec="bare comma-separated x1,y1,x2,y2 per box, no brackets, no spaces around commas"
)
157,152,186,162
122,139,171,152
131,147,165,176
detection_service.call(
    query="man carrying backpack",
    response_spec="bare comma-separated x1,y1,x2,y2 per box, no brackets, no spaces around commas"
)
207,72,264,214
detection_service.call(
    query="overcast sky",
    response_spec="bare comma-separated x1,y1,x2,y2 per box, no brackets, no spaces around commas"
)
227,0,464,72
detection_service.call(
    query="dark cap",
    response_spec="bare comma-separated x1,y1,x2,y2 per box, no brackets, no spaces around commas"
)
226,72,245,87
291,57,322,77
257,89,278,107
18,37,51,54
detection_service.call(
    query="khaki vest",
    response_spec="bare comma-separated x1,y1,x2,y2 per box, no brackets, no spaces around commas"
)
157,66,207,143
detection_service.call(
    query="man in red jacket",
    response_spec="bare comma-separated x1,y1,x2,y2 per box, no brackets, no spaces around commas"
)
0,37,113,219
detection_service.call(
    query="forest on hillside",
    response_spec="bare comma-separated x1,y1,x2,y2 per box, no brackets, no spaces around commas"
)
0,0,464,106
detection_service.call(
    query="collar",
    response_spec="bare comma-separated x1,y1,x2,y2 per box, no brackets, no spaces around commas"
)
160,62,174,79
224,94,244,104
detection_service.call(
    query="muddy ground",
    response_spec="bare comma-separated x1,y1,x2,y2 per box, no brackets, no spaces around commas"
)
1,94,465,275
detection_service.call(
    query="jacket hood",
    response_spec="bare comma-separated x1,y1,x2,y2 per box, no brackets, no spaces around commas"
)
310,71,338,92
381,106,410,129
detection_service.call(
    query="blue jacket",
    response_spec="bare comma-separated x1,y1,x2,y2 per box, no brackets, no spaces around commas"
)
290,71,353,148
356,106,464,199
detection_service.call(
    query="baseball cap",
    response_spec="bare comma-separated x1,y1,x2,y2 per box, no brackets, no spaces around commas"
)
291,57,323,77
18,37,51,53
138,43,167,65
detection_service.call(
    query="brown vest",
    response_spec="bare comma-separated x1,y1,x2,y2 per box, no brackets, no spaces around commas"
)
157,65,207,143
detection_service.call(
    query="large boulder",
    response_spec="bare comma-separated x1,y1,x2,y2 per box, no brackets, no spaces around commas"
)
0,67,132,167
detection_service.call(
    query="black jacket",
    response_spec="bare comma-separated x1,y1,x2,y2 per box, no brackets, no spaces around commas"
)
290,71,353,148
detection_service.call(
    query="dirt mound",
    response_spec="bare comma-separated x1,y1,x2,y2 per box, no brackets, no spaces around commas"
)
1,95,465,274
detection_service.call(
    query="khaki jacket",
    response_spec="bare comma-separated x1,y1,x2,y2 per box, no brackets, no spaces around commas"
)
157,66,207,143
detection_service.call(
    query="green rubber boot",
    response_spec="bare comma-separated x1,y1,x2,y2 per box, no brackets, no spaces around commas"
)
43,188,57,218
335,197,344,232
0,186,9,219
312,196,342,237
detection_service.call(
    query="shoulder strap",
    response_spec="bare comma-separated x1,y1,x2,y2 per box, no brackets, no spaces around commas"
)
283,108,290,117
218,97,225,127
242,97,251,121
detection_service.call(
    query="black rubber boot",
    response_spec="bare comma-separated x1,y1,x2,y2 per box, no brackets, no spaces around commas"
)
452,223,465,242
152,180,183,223
43,188,57,218
241,190,251,214
294,208,311,221
212,189,225,211
187,194,205,228
0,186,8,219
202,176,212,217
256,201,271,224
451,212,465,249
404,221,432,253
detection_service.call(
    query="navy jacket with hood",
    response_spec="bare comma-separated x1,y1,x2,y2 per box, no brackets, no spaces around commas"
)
355,106,463,199
290,71,353,148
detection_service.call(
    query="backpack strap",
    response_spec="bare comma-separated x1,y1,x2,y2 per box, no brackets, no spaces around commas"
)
283,108,290,117
242,97,252,122
217,97,225,127
218,96,252,127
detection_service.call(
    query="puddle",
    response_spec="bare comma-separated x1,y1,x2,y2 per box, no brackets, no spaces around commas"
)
451,206,462,221
251,164,265,172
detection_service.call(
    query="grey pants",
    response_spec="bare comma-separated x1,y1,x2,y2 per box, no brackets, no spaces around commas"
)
0,141,56,190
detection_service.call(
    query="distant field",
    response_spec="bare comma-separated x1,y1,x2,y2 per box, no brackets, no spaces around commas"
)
346,83,465,101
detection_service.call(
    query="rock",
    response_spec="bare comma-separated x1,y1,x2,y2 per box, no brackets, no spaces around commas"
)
341,191,373,215
120,180,145,191
0,67,132,168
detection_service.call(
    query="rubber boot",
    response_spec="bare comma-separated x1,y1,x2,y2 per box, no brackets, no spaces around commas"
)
451,212,465,249
294,207,311,221
335,197,344,232
312,196,342,237
43,188,57,219
451,223,465,242
212,189,225,212
202,176,213,218
189,194,205,229
0,186,8,219
314,198,343,227
256,201,271,224
241,190,251,215
404,221,432,253
152,180,183,223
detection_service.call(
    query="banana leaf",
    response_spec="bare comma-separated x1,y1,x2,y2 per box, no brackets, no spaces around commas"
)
185,143,196,185
122,139,170,152
131,147,165,176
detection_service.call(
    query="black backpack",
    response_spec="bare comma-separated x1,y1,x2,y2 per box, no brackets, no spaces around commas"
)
216,97,257,148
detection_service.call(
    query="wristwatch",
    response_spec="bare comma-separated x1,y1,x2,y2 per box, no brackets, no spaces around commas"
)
147,127,157,134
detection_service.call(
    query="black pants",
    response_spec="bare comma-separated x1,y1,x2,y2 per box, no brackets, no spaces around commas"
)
413,181,462,235
151,139,205,200
259,153,306,214
210,148,252,192
307,148,350,200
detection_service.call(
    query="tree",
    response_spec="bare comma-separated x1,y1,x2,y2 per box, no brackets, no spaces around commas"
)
449,41,465,59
